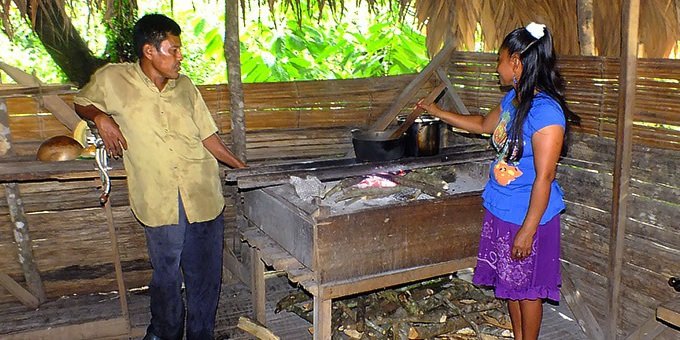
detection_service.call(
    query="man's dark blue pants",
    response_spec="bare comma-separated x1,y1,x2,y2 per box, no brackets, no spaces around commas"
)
143,197,224,340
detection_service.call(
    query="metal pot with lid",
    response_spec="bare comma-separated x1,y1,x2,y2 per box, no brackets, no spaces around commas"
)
397,114,441,157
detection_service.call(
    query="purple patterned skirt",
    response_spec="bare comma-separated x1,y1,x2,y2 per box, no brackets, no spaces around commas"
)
472,209,561,302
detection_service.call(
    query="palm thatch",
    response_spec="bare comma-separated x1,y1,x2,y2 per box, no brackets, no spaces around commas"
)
1,0,679,58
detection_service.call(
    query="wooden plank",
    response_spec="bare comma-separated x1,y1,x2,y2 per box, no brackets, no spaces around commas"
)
657,299,680,328
560,263,605,340
607,1,640,339
250,247,266,325
0,317,130,340
0,159,124,182
0,272,39,308
312,296,332,340
237,316,280,340
624,315,666,340
370,41,455,131
4,182,46,304
319,257,476,300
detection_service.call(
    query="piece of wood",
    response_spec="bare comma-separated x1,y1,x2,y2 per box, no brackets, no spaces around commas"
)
313,296,332,340
0,97,13,158
435,68,470,115
607,1,640,339
102,197,130,326
385,83,447,139
250,247,266,324
226,0,246,162
561,263,605,340
0,272,40,308
657,299,680,328
237,316,280,340
370,41,455,131
4,182,46,304
624,314,666,340
577,0,596,56
0,62,80,131
223,247,249,286
0,316,130,340
0,159,125,182
234,149,492,190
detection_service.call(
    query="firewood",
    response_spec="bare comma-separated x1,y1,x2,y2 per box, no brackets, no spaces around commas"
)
323,176,363,199
386,174,443,197
407,316,470,339
237,316,280,340
336,186,403,202
275,291,311,313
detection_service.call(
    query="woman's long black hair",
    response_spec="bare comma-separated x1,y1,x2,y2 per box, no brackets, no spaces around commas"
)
500,25,580,163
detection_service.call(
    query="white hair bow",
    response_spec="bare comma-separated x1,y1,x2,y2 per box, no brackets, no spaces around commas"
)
526,22,546,39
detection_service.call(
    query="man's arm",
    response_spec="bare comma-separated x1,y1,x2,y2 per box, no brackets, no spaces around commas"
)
202,133,247,168
74,103,128,157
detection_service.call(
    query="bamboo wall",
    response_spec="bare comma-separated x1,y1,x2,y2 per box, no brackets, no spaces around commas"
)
1,53,679,337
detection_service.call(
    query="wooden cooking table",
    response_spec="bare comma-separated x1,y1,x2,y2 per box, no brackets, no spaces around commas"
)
234,151,490,339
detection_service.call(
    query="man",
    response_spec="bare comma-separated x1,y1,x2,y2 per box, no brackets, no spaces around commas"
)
74,14,245,340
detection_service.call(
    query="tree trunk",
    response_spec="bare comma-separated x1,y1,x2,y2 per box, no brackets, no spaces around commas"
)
14,0,106,87
577,0,595,56
225,0,247,162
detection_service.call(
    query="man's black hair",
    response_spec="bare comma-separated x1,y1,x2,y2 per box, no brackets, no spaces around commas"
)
132,14,181,60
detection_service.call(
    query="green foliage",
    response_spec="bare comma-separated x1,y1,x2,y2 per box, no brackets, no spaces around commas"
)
0,1,429,85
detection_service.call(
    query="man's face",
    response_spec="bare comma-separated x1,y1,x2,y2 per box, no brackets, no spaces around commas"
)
148,33,183,80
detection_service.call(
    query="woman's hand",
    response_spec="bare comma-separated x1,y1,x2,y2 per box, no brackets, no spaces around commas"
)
511,227,535,260
416,99,442,117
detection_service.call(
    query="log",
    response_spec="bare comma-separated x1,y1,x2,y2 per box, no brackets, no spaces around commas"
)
0,272,39,308
4,182,46,304
237,316,280,340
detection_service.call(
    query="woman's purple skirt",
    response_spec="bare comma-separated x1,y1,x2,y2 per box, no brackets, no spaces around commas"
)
472,209,561,302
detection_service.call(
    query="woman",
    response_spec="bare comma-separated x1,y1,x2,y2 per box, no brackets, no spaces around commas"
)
418,22,579,340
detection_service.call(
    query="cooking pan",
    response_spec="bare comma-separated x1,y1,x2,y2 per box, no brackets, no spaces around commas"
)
351,85,447,162
351,129,405,162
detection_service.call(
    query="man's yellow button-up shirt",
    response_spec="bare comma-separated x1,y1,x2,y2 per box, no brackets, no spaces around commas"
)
74,63,224,227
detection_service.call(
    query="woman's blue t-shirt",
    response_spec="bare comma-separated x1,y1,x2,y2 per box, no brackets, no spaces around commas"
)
481,90,566,225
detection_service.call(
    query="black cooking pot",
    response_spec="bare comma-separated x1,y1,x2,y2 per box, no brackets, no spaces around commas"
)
397,115,441,157
351,129,405,162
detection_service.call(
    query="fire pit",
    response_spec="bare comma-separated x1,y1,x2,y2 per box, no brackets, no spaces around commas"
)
229,148,492,339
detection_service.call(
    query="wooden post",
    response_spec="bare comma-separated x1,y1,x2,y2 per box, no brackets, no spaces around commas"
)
225,0,247,162
313,295,332,340
577,0,595,56
607,0,640,339
250,247,266,324
0,97,13,158
4,182,47,304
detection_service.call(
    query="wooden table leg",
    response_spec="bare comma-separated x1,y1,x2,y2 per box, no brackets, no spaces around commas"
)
313,295,332,340
250,247,266,324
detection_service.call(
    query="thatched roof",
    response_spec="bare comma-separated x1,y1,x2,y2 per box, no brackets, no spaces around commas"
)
2,0,679,58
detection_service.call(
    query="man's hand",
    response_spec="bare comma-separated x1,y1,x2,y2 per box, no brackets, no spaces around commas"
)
94,114,127,158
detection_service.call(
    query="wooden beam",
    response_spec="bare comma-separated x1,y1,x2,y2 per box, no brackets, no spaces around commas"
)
237,316,280,340
577,0,596,56
560,263,604,340
313,296,332,340
0,61,80,131
102,197,130,326
225,0,247,162
4,182,46,304
369,41,455,131
1,317,131,340
435,68,470,115
657,299,680,328
607,1,640,339
250,247,266,324
223,246,250,285
0,272,40,308
624,315,666,340
0,97,13,158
